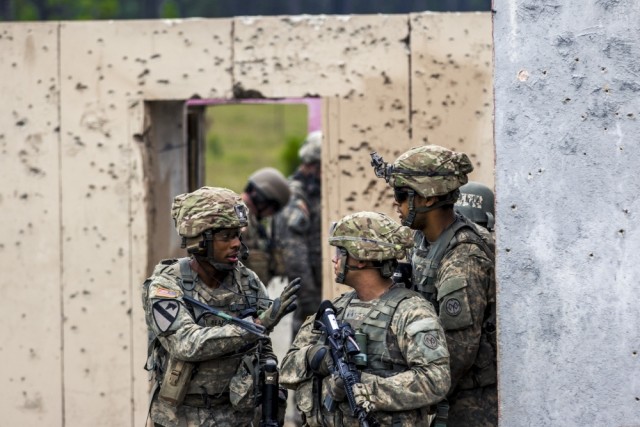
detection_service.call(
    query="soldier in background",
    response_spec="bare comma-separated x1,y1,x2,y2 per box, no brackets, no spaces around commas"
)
455,181,495,232
241,167,291,285
277,131,323,339
372,145,497,426
280,211,450,426
141,186,300,427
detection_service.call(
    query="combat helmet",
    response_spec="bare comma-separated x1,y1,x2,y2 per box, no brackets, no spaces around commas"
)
455,181,495,231
329,211,414,283
246,167,291,216
171,186,248,269
370,145,473,227
298,130,322,164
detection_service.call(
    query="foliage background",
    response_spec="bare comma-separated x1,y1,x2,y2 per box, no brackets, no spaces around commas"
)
0,0,491,21
204,104,308,193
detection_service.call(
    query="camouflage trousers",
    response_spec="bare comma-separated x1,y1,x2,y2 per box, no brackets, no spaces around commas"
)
150,398,254,427
446,384,497,427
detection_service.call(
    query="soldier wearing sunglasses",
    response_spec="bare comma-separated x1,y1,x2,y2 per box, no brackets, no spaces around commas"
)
371,146,497,427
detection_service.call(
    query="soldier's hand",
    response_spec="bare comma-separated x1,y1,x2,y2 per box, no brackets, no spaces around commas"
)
306,344,333,376
323,373,346,402
258,277,301,331
352,382,375,414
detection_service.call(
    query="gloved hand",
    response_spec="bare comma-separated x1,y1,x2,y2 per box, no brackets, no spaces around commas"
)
323,373,346,402
306,344,333,376
352,382,375,414
258,277,301,331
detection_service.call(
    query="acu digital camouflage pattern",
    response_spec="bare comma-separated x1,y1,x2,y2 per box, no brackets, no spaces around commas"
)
390,145,473,198
298,130,322,164
171,187,249,238
142,259,274,427
329,211,414,261
280,288,451,427
411,219,497,426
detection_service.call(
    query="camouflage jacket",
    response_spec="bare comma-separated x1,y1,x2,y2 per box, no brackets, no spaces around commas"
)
276,175,322,287
411,218,497,394
142,258,275,426
241,212,284,285
280,287,451,427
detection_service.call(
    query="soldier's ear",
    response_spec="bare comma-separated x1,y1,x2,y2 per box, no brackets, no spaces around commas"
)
422,195,438,207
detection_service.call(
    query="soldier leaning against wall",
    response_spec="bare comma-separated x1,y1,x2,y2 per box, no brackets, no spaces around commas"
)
141,186,301,427
371,145,498,427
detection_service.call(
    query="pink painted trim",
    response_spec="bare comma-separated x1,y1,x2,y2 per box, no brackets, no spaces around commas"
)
185,98,322,132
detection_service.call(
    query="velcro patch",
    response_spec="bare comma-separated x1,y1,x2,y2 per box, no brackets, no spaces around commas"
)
153,300,180,332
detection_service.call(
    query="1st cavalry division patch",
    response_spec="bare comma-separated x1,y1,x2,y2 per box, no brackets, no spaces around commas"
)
153,300,180,332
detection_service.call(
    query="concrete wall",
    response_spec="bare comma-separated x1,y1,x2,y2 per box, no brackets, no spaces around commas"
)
0,14,493,426
494,1,640,425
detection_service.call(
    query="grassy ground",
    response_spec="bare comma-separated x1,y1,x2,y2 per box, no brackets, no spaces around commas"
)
204,103,309,192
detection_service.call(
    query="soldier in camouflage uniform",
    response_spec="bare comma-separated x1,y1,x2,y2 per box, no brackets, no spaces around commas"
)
276,131,323,338
141,186,301,427
280,211,451,427
371,145,497,426
241,167,291,285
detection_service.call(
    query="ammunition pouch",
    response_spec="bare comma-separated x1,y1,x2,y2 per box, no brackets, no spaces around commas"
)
158,356,195,406
229,353,260,410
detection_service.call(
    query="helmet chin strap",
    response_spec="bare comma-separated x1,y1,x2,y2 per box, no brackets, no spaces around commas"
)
335,249,380,284
403,189,458,228
202,230,236,272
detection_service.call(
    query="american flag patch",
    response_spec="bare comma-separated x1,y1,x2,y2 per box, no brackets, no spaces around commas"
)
153,287,178,298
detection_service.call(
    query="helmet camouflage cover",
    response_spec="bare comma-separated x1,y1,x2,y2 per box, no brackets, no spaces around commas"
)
329,211,414,261
171,186,249,238
390,145,474,198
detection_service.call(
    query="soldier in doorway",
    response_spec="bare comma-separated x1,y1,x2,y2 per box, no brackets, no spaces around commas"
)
240,167,291,285
371,145,497,426
276,131,323,339
141,186,300,427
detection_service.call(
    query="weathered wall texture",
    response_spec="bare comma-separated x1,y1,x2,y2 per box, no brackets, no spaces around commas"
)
0,13,493,426
494,1,640,425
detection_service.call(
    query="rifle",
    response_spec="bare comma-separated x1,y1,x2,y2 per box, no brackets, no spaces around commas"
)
315,301,380,427
259,359,280,427
182,295,268,338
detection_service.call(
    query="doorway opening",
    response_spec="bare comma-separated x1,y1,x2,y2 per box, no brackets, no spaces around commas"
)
186,98,321,192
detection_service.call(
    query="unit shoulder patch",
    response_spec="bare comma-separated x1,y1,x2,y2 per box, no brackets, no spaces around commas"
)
153,300,180,332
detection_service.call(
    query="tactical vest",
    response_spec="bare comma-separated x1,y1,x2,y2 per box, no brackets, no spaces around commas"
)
411,215,497,391
332,286,415,377
412,214,494,307
143,258,264,389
